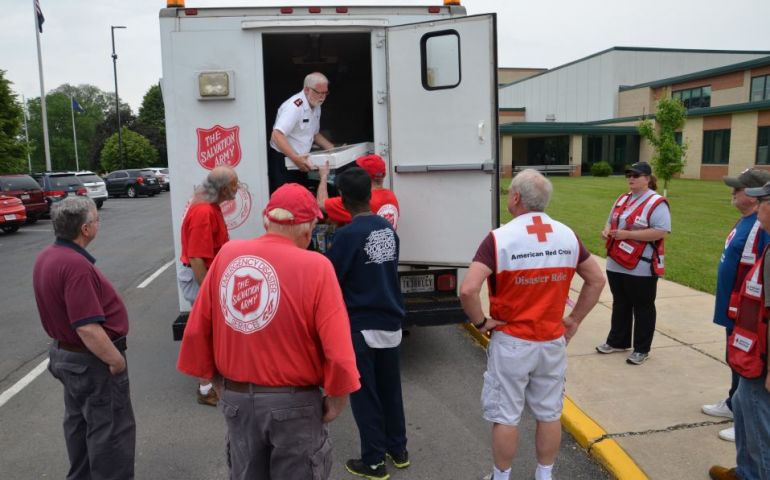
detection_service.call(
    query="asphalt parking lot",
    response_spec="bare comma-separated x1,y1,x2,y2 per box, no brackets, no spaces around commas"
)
0,193,609,479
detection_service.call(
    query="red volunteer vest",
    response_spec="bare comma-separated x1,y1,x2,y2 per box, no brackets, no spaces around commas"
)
727,220,762,320
606,191,668,275
490,212,580,341
728,245,769,379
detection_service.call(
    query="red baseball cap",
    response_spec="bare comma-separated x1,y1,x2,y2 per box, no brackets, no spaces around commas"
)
263,183,323,225
355,154,386,179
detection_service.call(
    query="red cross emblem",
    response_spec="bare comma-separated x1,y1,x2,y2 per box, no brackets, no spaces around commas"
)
526,216,553,242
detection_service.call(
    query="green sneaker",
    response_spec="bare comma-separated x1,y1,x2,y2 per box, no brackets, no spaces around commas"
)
345,459,389,480
386,450,410,469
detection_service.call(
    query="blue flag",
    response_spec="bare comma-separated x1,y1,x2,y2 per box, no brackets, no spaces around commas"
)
72,98,85,113
35,0,44,33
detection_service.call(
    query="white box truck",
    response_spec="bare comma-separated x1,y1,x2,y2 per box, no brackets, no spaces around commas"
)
158,1,499,338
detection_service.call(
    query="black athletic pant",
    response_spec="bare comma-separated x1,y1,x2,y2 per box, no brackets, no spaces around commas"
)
606,270,659,354
267,148,308,194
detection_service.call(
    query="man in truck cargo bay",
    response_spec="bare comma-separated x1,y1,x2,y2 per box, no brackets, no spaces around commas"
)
268,72,335,193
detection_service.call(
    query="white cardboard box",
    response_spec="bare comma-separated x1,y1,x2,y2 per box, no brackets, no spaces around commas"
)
285,142,373,170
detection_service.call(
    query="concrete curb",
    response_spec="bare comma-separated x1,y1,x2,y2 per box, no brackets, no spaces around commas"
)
461,323,648,480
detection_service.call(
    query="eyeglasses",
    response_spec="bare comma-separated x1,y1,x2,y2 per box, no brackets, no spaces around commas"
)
625,173,642,179
309,87,329,97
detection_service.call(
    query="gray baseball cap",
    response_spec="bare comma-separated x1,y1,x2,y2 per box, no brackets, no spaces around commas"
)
723,168,770,189
745,181,770,198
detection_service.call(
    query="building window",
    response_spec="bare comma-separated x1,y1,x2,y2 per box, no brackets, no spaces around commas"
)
674,132,683,145
758,127,770,165
421,30,461,90
672,86,711,109
751,75,770,102
702,129,731,164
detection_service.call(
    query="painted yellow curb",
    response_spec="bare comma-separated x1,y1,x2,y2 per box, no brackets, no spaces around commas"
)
462,323,648,480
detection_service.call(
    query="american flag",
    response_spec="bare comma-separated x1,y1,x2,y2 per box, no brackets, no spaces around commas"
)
35,0,44,33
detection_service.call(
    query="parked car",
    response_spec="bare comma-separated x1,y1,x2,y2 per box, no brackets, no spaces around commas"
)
0,174,48,222
145,167,170,191
104,169,162,198
31,172,88,210
73,171,108,209
0,194,27,233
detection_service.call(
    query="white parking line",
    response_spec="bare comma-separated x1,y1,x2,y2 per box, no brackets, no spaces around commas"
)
0,359,49,408
137,260,175,289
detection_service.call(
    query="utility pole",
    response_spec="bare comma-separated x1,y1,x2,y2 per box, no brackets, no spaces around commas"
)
111,25,127,169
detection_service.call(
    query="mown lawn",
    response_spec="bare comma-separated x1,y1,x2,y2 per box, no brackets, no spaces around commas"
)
499,176,738,294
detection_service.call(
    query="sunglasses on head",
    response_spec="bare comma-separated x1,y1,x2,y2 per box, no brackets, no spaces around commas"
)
625,172,642,179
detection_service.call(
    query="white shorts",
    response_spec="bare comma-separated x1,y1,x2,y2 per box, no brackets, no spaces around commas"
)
176,263,199,305
481,331,567,426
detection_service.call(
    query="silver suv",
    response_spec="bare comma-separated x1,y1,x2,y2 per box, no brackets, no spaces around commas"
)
73,171,108,209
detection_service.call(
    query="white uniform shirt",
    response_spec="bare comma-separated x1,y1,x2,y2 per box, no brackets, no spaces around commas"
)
269,90,321,156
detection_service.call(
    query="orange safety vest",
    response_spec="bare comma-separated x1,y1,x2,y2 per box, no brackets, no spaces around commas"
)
728,245,769,379
605,191,668,276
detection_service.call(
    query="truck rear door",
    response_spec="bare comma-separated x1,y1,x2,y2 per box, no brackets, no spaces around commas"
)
386,14,498,266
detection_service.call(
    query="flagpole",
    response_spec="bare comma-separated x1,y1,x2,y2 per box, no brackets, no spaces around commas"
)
70,95,80,171
33,0,51,171
22,95,32,173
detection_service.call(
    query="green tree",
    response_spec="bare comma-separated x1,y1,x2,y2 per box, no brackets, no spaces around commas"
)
0,70,27,173
134,84,167,166
100,127,158,172
638,97,688,196
25,84,131,173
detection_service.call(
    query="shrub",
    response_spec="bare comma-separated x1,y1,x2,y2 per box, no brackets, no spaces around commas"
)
590,161,612,177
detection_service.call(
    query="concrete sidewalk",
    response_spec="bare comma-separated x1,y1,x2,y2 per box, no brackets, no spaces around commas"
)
565,256,736,479
468,255,735,478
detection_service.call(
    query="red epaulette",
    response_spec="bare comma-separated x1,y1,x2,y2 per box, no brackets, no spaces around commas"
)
294,98,303,107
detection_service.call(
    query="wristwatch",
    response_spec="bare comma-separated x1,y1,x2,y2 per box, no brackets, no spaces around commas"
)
472,317,488,329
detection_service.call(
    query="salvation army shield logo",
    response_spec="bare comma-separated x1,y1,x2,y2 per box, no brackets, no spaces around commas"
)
220,184,252,230
196,125,242,170
376,203,399,229
220,255,280,334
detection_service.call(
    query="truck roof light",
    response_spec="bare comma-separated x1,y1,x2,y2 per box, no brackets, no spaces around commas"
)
444,0,461,5
336,7,348,13
167,0,184,6
199,72,231,98
308,7,321,13
280,7,293,14
428,6,441,13
184,8,198,15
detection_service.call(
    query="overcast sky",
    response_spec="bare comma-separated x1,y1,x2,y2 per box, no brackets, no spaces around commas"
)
2,0,770,112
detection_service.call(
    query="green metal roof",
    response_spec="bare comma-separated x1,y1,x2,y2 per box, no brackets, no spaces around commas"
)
499,122,639,136
687,99,770,117
620,55,770,92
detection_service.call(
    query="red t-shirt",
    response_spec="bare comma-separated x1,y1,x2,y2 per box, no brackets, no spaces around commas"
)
180,202,229,268
177,233,360,397
33,240,129,347
324,188,400,229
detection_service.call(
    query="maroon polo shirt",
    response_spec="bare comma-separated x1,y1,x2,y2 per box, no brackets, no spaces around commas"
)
33,239,128,347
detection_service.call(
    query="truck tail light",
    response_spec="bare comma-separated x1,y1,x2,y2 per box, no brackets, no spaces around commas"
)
437,273,456,292
280,7,293,14
184,8,198,15
336,7,348,13
428,6,441,13
137,176,145,185
308,7,321,13
46,190,65,198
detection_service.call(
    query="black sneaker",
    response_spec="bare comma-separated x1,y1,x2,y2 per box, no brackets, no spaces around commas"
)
345,459,390,480
386,450,410,469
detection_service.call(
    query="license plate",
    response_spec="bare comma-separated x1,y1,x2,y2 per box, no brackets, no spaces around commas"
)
90,187,99,191
21,194,30,200
67,192,75,197
400,274,434,294
4,214,16,221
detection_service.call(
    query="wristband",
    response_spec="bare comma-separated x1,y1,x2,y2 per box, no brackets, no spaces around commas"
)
472,317,488,329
